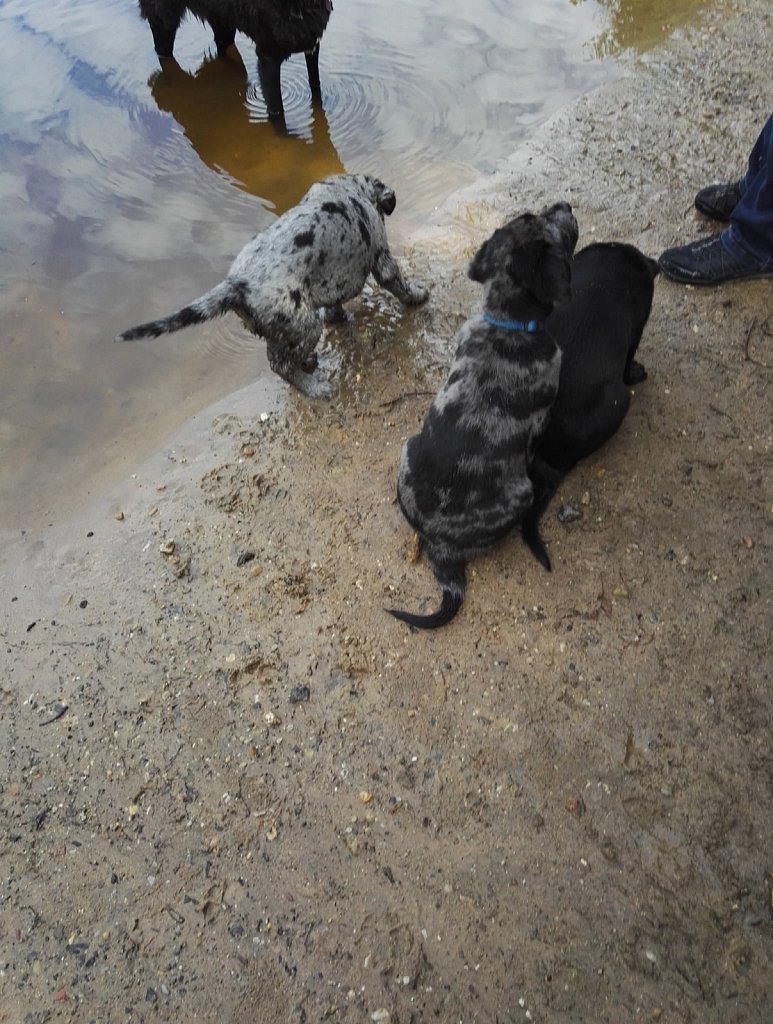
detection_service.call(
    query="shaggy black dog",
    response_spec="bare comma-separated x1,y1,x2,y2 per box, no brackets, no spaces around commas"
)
137,0,333,116
390,203,579,629
521,241,659,570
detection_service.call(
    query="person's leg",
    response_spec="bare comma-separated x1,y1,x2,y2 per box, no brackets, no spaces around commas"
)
723,114,773,265
659,114,773,284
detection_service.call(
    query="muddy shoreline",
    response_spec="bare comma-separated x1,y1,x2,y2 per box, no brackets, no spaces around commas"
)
2,1,772,1021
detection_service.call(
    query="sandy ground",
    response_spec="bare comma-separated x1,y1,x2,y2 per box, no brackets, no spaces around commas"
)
1,2,772,1021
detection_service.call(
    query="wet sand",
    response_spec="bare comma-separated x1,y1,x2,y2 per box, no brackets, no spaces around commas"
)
1,1,772,1021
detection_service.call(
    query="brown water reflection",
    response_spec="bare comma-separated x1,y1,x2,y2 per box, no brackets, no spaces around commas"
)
577,0,709,59
149,55,345,212
0,0,712,531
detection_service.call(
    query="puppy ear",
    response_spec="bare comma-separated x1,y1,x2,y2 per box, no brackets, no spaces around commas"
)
375,181,396,215
468,238,493,283
513,241,571,306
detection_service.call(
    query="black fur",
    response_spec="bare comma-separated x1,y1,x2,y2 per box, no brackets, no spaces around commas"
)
137,0,333,116
522,241,659,570
390,203,579,629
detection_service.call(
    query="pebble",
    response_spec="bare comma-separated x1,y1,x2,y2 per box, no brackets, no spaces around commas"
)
557,504,582,524
160,539,175,555
114,511,124,521
237,551,256,566
288,685,310,704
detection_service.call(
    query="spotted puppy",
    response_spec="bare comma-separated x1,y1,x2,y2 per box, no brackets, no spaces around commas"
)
116,174,428,397
521,241,659,570
390,202,579,629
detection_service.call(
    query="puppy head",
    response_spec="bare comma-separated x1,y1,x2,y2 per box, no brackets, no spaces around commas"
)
358,174,397,217
469,201,578,309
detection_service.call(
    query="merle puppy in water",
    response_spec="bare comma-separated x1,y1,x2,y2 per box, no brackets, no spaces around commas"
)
137,0,333,116
390,202,579,629
521,241,659,570
116,174,428,398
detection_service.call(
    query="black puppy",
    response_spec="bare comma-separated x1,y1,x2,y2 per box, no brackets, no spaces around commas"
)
137,1,333,117
521,241,659,570
390,203,579,629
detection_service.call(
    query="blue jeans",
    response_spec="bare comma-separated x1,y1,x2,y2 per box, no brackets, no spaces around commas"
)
723,114,773,266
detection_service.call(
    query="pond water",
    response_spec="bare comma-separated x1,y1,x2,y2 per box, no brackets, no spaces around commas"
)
0,0,707,530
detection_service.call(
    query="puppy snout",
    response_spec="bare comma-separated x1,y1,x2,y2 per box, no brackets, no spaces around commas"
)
379,188,397,216
543,201,579,253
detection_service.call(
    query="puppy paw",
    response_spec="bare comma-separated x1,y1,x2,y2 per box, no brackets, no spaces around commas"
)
285,367,337,399
305,374,337,399
321,304,351,325
405,284,429,306
624,360,648,385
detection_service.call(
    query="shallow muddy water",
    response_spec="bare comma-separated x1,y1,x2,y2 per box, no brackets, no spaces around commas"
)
0,0,707,530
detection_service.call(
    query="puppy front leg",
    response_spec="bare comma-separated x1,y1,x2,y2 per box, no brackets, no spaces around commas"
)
372,250,428,306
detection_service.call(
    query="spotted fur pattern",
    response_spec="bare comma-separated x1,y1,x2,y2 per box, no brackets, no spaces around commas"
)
116,174,428,397
390,203,579,629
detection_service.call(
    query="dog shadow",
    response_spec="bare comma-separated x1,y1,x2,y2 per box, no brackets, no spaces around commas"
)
148,54,345,213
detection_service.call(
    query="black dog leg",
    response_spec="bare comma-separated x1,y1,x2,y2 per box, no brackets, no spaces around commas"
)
623,358,647,386
148,17,179,58
305,45,322,99
209,16,237,57
258,53,285,119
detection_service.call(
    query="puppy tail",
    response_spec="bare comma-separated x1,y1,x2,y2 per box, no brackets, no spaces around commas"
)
115,281,234,342
387,558,465,630
521,511,552,572
522,458,565,572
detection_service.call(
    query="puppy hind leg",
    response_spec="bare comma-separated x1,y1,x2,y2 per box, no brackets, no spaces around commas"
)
624,358,647,385
522,459,564,572
267,317,334,398
372,251,429,307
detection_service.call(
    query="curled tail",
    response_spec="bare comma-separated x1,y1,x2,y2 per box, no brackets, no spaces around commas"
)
115,281,235,342
388,558,465,630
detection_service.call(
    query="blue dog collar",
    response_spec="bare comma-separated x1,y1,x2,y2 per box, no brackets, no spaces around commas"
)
483,312,544,333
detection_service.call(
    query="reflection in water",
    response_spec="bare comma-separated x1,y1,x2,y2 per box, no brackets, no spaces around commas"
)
573,0,709,58
149,54,344,212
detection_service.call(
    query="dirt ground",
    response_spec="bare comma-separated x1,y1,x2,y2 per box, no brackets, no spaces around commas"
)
1,2,772,1021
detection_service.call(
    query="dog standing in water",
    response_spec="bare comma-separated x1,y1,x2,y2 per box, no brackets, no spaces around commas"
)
390,202,579,629
137,0,333,117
